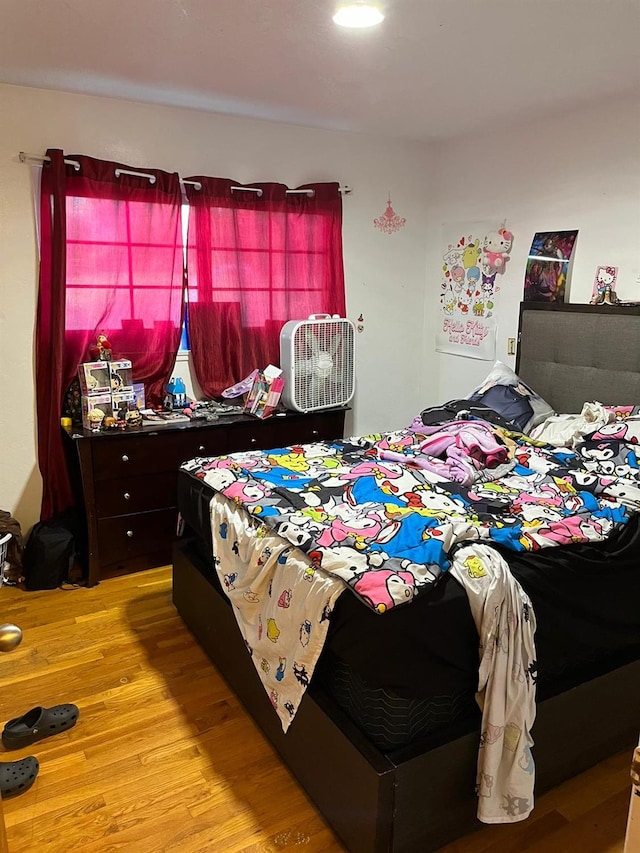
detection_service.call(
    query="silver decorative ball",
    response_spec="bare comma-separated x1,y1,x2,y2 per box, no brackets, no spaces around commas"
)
0,624,23,652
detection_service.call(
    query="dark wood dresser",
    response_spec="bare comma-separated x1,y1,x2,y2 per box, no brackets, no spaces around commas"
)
65,408,346,586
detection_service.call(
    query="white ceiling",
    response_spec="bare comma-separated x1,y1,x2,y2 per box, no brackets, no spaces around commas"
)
2,0,639,142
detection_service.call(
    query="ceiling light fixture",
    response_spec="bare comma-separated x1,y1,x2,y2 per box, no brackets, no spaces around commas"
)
333,2,384,29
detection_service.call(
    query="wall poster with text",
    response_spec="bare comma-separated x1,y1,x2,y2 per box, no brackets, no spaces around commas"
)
436,221,513,360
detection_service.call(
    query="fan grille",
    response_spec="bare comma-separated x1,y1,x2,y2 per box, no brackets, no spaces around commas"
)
292,320,354,411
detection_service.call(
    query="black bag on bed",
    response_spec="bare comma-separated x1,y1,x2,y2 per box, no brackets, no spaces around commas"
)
23,510,80,590
420,398,515,430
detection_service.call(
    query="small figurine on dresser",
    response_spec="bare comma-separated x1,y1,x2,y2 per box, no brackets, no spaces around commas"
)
124,409,142,427
86,408,106,431
89,333,113,362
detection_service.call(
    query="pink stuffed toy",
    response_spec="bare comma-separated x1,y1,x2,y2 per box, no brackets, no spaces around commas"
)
482,227,513,273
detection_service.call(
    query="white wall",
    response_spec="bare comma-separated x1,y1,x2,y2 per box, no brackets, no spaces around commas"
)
0,83,432,532
423,94,640,405
3,86,638,534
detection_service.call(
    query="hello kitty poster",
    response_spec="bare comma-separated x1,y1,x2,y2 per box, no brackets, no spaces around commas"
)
437,222,513,360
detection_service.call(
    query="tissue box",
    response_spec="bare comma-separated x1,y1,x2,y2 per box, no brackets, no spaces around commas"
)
82,394,113,430
78,362,111,396
109,360,133,392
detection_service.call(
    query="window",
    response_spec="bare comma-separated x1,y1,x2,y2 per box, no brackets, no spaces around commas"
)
65,194,184,335
184,179,345,396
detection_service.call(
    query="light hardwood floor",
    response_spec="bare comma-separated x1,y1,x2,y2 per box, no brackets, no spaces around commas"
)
0,567,633,852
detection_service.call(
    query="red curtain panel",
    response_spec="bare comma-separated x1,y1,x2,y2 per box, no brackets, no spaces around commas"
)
36,149,73,519
184,178,345,397
36,149,184,519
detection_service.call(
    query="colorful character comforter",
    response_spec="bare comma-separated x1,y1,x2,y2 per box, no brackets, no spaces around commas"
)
181,407,640,824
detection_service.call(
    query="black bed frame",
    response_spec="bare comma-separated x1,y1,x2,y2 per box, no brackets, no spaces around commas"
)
173,540,639,852
172,303,640,852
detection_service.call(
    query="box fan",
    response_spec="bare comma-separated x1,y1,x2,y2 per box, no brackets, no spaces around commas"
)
280,315,355,413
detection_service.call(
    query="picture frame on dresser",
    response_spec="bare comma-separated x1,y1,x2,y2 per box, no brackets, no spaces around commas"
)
64,408,347,586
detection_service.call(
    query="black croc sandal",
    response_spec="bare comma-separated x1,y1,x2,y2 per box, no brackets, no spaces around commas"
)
0,757,39,798
2,704,79,750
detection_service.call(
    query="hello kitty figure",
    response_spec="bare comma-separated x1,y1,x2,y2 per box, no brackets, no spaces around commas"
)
591,266,619,305
482,227,513,274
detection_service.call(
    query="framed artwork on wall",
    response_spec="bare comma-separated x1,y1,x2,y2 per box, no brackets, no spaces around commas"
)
523,230,578,303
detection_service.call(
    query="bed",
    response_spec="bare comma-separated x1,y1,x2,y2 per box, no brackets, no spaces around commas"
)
172,301,640,853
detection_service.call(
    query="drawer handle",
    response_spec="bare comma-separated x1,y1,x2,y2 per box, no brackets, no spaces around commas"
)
250,437,257,445
126,530,134,538
123,492,131,501
312,429,319,437
198,445,206,453
121,454,129,463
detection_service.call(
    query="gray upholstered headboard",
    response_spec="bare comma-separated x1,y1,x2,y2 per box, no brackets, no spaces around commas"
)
516,302,640,414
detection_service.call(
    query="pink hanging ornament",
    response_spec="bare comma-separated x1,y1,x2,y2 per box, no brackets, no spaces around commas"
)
373,193,406,235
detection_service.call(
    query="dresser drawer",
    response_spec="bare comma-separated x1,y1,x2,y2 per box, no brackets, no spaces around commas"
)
175,429,233,463
94,472,177,519
270,410,346,447
227,421,280,453
66,407,347,585
97,508,178,567
91,428,231,481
